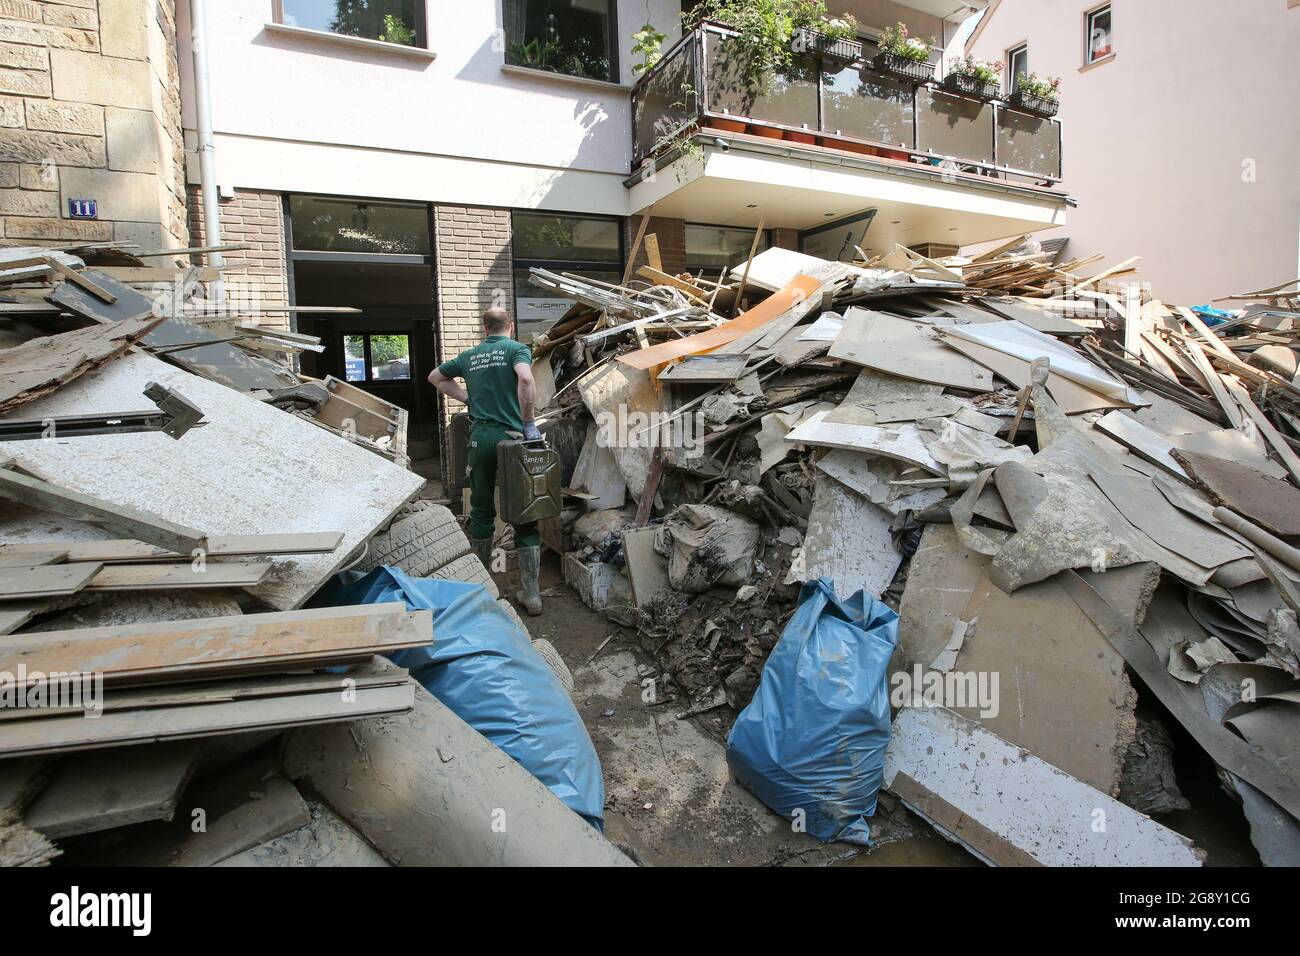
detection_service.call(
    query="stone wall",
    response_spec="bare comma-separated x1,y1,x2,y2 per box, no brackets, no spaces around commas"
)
0,1,187,249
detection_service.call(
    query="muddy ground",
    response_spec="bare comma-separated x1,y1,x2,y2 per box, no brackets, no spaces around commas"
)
491,552,977,867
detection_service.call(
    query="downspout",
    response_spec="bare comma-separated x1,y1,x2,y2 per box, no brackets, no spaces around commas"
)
190,0,224,302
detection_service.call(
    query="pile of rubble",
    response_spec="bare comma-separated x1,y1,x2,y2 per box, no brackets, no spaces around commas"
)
0,241,624,867
532,234,1300,865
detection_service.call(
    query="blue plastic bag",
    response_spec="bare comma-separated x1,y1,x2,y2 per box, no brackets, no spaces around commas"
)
311,567,606,828
726,578,898,844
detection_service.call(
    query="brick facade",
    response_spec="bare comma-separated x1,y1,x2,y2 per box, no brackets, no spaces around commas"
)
623,214,684,277
770,227,799,251
186,185,289,329
433,205,513,422
0,0,187,249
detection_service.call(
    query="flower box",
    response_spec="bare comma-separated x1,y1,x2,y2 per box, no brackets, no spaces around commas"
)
873,51,933,83
944,73,1001,101
1009,89,1059,117
790,28,863,64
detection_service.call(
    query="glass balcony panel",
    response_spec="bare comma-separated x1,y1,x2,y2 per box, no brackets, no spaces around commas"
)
705,32,817,131
997,109,1062,179
821,64,914,147
915,86,994,166
633,37,696,164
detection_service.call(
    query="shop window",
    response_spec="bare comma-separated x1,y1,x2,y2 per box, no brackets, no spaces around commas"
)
275,0,425,47
344,333,412,382
1086,5,1112,64
684,224,769,274
290,196,430,256
502,0,616,82
512,211,623,338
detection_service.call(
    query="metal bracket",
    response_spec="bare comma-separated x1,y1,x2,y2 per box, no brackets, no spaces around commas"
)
0,382,205,442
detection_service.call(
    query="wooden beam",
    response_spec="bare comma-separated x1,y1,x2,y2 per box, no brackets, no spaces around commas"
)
0,467,208,556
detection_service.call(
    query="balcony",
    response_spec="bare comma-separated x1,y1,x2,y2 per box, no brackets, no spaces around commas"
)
628,22,1068,247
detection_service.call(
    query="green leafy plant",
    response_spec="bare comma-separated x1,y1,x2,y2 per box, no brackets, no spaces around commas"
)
632,22,667,75
369,334,409,366
948,54,1001,84
684,0,858,88
509,36,560,70
878,21,933,63
1017,71,1062,101
379,13,415,45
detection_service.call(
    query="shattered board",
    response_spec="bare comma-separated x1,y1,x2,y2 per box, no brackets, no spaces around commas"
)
885,707,1203,867
787,478,900,601
0,352,423,610
578,361,657,497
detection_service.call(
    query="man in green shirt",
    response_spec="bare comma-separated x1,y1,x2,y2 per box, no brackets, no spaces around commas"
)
429,307,544,615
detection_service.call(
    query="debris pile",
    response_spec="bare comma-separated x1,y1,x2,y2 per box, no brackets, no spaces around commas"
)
0,240,624,867
531,233,1300,865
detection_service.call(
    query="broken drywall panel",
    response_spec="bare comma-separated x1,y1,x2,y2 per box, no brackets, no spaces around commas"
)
942,319,1129,400
814,449,946,516
621,525,670,608
830,310,994,392
578,361,657,498
786,411,944,476
825,368,944,427
895,523,993,675
1172,450,1300,537
214,801,389,867
884,707,1203,867
786,477,900,601
0,351,423,610
570,422,626,511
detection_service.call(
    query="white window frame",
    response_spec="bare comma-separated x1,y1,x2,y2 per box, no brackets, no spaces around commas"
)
1084,3,1113,66
1007,42,1029,91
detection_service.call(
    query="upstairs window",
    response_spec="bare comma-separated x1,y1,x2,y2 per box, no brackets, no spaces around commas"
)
503,0,616,83
1007,43,1029,91
1086,5,1112,64
276,1,426,47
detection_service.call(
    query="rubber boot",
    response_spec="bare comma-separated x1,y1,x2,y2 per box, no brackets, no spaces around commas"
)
515,545,543,617
471,537,493,572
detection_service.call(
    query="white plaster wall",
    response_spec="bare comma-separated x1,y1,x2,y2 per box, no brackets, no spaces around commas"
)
968,0,1300,304
178,0,682,211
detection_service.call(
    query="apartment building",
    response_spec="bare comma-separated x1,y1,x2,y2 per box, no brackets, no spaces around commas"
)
967,0,1300,304
6,1,1075,462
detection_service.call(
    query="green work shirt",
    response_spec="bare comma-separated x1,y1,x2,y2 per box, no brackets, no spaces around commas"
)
438,335,532,432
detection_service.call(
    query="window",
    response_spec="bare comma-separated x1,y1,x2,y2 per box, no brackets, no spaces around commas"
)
512,211,623,338
289,196,430,256
684,224,769,275
344,333,411,382
502,0,616,83
1086,5,1113,64
274,1,425,47
1007,44,1029,92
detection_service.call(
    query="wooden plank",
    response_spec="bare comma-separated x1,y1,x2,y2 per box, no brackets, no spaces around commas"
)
44,256,116,304
24,741,203,838
0,467,208,555
0,547,66,568
643,233,663,273
174,778,310,867
621,205,654,286
1219,375,1300,486
657,353,749,383
97,266,222,284
635,265,707,300
86,561,272,592
0,599,48,635
0,315,162,415
621,525,669,606
0,603,430,689
0,562,101,601
618,275,822,371
0,532,343,565
0,683,415,759
731,215,766,317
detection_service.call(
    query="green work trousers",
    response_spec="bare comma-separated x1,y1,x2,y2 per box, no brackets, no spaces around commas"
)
467,421,540,548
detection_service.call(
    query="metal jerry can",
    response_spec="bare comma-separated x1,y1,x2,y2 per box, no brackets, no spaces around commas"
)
497,438,562,525
447,412,473,495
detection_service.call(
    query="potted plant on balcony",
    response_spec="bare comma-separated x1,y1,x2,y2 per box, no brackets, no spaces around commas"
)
791,17,863,64
685,0,859,89
944,55,1002,101
1010,72,1061,116
873,21,934,83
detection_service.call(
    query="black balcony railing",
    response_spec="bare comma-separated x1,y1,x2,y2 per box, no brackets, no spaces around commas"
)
632,22,1063,185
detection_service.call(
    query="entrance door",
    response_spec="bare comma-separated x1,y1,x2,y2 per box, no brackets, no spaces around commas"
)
285,195,439,436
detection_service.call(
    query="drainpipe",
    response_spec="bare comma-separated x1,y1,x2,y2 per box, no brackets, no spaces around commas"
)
190,0,224,303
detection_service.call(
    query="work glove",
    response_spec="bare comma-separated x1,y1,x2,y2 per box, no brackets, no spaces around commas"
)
522,420,542,443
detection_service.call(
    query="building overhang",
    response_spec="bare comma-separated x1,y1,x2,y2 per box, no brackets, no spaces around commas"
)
893,0,990,20
626,135,1071,254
